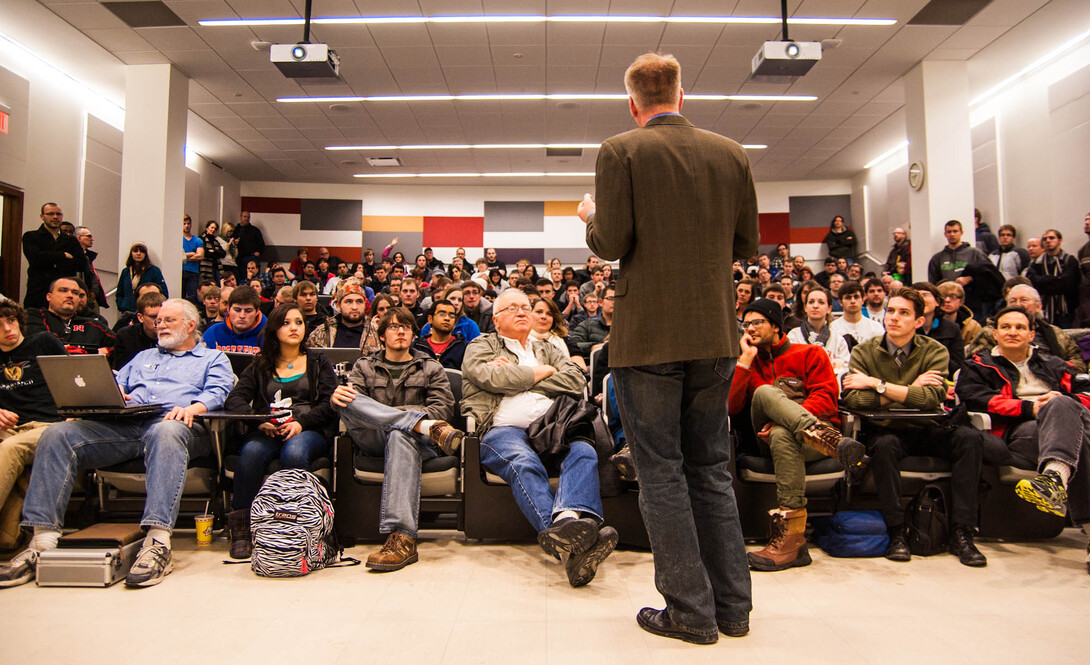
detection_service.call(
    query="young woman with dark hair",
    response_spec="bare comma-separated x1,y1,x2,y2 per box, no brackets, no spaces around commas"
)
116,242,168,312
223,303,338,558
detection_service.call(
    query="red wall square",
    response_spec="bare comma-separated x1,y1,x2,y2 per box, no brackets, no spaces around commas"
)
423,216,484,247
758,212,790,245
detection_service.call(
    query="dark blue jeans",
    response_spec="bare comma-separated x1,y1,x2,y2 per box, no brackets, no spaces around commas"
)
612,357,752,632
231,430,329,510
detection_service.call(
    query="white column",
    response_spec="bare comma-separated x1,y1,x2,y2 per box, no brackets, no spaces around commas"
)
118,64,188,298
904,60,975,281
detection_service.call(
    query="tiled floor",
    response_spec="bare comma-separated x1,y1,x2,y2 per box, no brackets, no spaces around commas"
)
3,528,1089,664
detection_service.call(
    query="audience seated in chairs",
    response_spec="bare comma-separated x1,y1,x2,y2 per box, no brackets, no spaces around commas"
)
202,286,266,354
567,284,613,369
411,299,467,370
26,277,115,355
911,282,966,375
787,286,849,375
0,300,67,555
829,281,885,351
955,305,1090,574
841,288,988,567
461,289,617,588
0,298,232,588
222,304,339,559
331,306,463,572
730,299,865,572
111,292,165,370
969,284,1087,372
307,280,380,352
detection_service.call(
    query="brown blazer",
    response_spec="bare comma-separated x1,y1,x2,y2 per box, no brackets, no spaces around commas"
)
586,114,759,367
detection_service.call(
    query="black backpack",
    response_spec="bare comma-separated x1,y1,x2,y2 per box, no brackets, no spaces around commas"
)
905,484,949,556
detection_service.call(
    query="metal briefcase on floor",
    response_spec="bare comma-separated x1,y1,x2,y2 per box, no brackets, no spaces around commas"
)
36,523,144,587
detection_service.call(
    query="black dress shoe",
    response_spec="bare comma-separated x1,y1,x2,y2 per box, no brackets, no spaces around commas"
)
885,525,911,562
636,607,718,645
948,525,987,567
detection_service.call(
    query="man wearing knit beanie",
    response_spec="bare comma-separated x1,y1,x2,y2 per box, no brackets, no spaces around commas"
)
728,298,867,572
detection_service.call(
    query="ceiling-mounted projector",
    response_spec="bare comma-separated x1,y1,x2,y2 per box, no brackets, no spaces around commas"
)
270,43,340,79
751,41,821,83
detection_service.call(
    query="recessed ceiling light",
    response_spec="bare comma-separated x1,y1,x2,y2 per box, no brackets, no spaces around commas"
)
327,142,767,150
353,171,595,178
280,93,817,103
199,15,896,28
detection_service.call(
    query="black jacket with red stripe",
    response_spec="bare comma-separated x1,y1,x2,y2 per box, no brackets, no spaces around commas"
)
955,349,1090,438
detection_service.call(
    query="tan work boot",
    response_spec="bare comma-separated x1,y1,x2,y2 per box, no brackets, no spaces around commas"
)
366,532,418,572
800,422,866,471
747,507,811,571
428,421,465,456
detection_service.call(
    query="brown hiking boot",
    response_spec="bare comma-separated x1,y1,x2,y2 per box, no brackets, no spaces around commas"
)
610,444,637,482
747,507,811,571
227,509,251,560
800,422,866,471
366,532,418,572
428,421,465,456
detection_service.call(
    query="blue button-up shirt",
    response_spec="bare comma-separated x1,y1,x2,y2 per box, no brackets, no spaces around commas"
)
116,343,233,410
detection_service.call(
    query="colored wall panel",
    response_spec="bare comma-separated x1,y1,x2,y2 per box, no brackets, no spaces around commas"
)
543,200,581,216
496,248,545,266
423,216,484,248
362,232,423,261
484,201,544,232
241,196,301,214
758,212,791,246
362,215,423,233
790,227,830,244
301,198,364,231
788,194,852,229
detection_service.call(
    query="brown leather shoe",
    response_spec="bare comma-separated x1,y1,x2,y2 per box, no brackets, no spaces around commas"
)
428,421,465,456
366,532,418,572
747,507,811,571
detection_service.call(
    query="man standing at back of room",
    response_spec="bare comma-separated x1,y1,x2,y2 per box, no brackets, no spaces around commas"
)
578,52,758,645
21,203,87,309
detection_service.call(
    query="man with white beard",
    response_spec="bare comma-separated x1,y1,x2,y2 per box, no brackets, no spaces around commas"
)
0,299,232,588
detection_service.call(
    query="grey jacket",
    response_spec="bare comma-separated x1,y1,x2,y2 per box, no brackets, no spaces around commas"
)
346,348,454,421
461,333,586,432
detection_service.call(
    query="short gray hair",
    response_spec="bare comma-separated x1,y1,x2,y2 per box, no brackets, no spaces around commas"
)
162,298,201,338
1007,284,1041,303
75,226,91,237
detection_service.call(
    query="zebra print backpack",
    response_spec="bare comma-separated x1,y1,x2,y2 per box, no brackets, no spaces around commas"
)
249,468,357,577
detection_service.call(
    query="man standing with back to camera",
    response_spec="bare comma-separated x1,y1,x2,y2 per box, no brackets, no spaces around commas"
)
578,52,759,645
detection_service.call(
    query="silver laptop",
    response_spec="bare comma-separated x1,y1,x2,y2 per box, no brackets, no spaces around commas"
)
38,355,164,418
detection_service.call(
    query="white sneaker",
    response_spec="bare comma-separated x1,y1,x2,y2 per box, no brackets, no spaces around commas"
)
125,543,173,588
0,550,38,588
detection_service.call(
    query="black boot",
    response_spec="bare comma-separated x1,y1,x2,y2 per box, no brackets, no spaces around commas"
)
228,509,251,560
948,525,987,567
885,524,911,562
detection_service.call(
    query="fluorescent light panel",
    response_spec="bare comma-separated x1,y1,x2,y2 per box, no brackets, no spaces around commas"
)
200,15,896,27
863,140,908,169
280,94,817,103
329,142,767,150
353,172,594,178
969,25,1090,107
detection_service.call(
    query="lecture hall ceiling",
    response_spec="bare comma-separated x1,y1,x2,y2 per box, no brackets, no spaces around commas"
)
36,0,1051,184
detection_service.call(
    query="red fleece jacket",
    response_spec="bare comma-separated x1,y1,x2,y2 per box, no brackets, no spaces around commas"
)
728,334,841,426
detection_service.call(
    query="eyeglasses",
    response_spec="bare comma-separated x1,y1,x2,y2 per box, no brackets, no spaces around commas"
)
601,296,615,301
496,304,533,316
942,294,961,300
741,319,768,329
385,323,413,333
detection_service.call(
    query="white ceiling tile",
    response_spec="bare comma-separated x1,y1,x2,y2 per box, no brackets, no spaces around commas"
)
547,45,602,68
494,66,546,92
426,23,490,47
135,27,210,52
367,24,433,49
308,25,379,49
547,66,599,91
381,46,441,69
227,0,298,20
83,28,156,52
116,51,173,65
601,23,665,46
435,45,494,68
547,24,608,45
442,66,498,94
486,23,547,47
926,48,978,61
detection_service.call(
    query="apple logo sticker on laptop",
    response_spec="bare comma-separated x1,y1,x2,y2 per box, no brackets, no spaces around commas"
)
74,375,86,388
